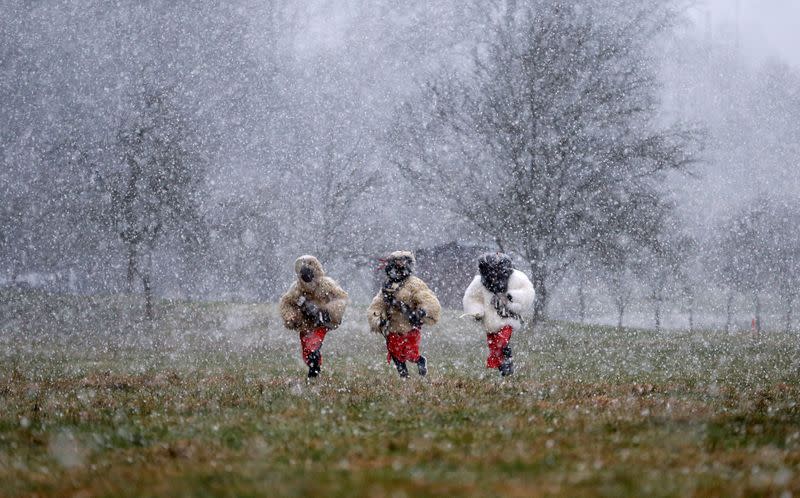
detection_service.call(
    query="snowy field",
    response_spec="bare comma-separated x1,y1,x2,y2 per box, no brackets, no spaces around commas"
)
1,289,799,497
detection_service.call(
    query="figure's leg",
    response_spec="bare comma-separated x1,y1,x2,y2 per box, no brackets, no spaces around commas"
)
301,328,327,378
307,349,321,378
392,357,409,377
386,332,409,378
403,329,425,376
487,326,514,375
486,333,503,369
499,345,514,377
416,355,427,376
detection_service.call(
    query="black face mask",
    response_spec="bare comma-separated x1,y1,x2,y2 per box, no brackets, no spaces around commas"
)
300,266,315,283
479,253,513,294
385,257,413,283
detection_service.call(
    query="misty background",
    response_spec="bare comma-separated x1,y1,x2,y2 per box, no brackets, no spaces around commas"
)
2,0,799,332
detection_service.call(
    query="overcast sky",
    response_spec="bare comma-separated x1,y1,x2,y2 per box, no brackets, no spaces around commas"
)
703,0,800,67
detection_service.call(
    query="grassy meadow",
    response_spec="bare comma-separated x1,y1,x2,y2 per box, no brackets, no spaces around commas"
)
1,289,799,497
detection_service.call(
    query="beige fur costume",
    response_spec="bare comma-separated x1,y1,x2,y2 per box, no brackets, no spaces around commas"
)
279,255,348,331
367,251,441,335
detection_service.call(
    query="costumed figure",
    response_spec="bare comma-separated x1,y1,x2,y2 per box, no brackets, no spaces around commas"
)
368,251,441,378
462,253,534,376
279,255,348,378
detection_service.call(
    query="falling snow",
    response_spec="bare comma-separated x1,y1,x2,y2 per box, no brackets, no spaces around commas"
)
2,0,800,496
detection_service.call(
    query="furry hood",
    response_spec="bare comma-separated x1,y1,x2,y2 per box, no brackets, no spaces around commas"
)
294,255,325,289
387,250,415,265
280,255,349,332
384,250,416,283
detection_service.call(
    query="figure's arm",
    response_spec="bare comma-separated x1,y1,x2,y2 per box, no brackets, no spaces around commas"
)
278,285,303,329
321,280,349,328
367,292,387,334
504,271,536,314
462,276,486,320
411,279,441,326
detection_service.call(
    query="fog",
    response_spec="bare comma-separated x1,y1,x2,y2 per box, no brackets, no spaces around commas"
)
705,0,800,67
2,0,799,332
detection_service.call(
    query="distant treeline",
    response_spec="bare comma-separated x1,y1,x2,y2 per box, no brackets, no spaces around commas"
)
2,0,799,331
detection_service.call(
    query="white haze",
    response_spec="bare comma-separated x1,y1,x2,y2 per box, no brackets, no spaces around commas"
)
2,0,799,332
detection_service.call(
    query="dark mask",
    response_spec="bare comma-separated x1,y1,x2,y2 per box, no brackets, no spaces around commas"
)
478,253,513,294
385,256,413,283
300,266,315,283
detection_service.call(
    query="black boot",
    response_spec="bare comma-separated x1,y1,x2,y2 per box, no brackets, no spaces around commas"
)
392,357,409,378
416,355,427,377
499,345,514,377
307,349,321,378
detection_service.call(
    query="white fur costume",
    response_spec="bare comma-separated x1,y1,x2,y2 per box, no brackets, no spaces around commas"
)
462,269,535,333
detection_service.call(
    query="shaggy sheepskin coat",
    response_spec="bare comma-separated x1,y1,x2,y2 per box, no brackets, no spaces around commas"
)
279,255,348,332
368,276,441,335
462,269,535,333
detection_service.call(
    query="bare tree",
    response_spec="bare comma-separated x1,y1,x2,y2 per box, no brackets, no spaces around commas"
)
2,118,111,290
610,265,635,331
708,236,739,333
2,0,289,300
393,0,701,322
0,1,45,286
106,87,206,319
206,193,283,301
718,208,767,334
281,53,385,269
312,140,380,265
642,229,696,332
715,197,800,334
570,259,592,324
767,202,800,333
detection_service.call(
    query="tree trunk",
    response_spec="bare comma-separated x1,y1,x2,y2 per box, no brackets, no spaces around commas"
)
494,237,506,253
754,293,762,334
653,293,662,332
533,279,547,324
528,258,548,324
578,279,586,324
785,293,794,334
141,251,154,321
142,272,153,321
616,282,625,330
725,292,733,333
613,273,626,330
685,288,695,332
126,245,137,292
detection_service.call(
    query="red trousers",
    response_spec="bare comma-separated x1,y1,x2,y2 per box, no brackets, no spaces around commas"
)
299,327,328,366
486,325,513,368
386,329,421,363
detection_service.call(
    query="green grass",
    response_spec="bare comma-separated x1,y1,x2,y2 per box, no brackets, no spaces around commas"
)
1,289,799,497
